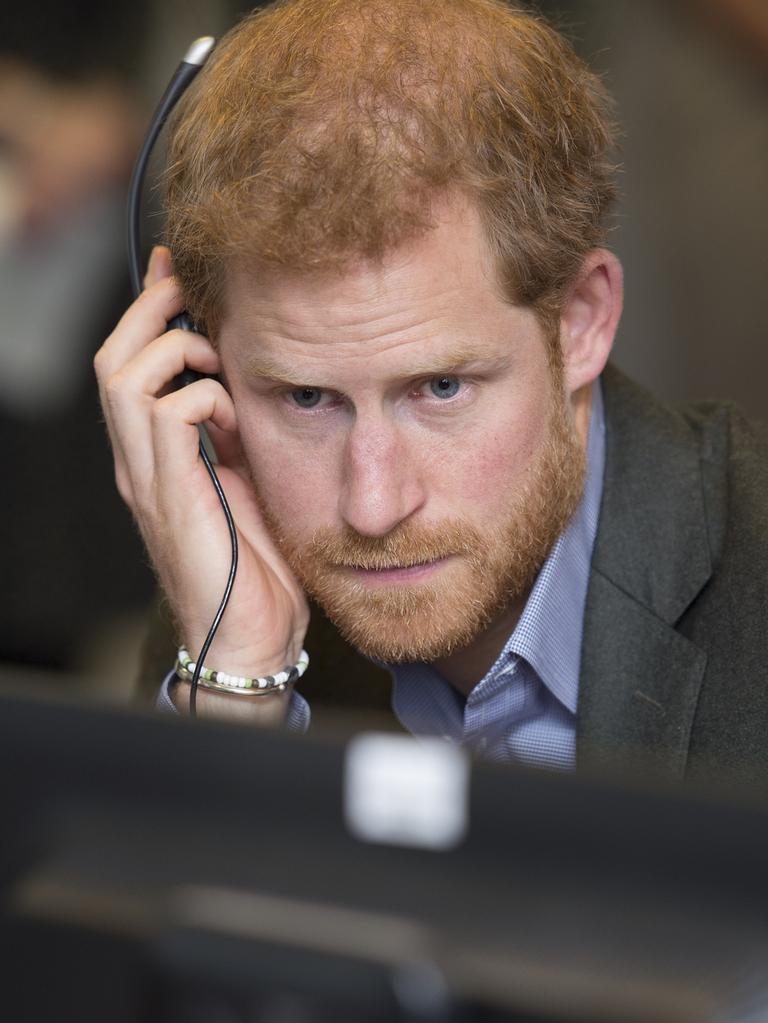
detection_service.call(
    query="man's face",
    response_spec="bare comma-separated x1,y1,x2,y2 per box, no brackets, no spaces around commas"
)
218,200,585,663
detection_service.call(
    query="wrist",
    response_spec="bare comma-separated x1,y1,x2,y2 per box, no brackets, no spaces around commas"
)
176,644,309,696
182,642,304,683
182,635,306,681
171,676,291,723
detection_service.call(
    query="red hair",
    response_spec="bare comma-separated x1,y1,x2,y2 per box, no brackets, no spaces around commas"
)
165,0,618,337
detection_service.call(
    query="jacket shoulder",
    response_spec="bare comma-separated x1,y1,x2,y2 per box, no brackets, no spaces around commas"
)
673,399,768,783
600,365,768,576
678,397,768,564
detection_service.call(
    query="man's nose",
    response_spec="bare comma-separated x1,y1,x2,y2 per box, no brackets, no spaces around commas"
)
338,417,426,537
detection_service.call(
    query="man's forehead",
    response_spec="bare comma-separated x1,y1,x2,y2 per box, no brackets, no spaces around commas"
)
220,278,508,374
227,274,460,336
220,196,505,332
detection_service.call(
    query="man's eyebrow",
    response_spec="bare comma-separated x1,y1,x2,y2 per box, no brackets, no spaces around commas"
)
399,345,509,376
245,354,305,386
245,344,508,385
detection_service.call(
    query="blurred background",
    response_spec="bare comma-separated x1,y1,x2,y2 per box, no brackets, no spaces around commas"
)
0,0,765,700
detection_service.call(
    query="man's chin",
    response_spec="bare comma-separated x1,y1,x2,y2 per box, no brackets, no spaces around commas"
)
327,609,487,664
307,572,500,664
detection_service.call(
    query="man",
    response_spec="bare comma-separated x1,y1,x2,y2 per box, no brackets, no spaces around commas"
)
95,0,768,784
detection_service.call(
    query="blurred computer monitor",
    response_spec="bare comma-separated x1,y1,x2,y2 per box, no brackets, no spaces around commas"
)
0,682,766,1022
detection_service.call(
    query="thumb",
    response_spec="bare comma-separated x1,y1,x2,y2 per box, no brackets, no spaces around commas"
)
144,245,173,289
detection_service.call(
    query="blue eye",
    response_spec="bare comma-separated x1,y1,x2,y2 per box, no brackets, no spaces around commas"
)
291,387,323,408
429,376,461,399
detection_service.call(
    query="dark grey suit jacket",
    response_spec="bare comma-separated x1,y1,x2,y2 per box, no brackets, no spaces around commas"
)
579,365,768,785
138,366,768,785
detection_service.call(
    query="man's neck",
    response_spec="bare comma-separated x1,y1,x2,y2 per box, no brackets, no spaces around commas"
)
431,599,525,698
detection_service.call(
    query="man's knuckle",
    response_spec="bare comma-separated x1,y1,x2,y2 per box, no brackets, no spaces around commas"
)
150,396,171,424
135,285,156,308
169,332,189,362
102,372,127,407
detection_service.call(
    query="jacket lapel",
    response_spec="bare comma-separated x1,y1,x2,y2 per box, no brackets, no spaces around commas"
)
576,367,712,779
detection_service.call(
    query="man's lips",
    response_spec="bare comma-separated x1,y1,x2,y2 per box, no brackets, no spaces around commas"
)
338,556,452,585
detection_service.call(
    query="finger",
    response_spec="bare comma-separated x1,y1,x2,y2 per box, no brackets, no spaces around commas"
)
100,330,222,503
144,245,172,290
151,378,238,487
108,329,220,401
114,379,236,512
95,276,186,381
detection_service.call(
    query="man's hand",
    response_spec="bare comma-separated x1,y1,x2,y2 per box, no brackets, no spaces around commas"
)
94,246,310,720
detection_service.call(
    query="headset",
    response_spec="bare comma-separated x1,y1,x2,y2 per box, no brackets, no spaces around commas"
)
127,37,236,718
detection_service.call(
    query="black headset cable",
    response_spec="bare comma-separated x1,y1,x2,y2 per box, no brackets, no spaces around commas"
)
126,36,239,717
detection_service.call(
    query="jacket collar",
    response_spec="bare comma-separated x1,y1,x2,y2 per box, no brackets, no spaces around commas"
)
576,366,711,780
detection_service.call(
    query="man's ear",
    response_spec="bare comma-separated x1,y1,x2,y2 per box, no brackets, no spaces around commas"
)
559,249,623,396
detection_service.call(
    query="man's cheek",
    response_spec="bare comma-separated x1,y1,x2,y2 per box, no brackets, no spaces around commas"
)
248,444,339,531
448,435,533,503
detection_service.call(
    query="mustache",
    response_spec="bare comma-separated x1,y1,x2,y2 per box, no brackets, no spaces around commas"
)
303,520,485,571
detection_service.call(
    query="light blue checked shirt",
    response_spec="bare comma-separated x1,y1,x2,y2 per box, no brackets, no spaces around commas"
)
161,383,605,771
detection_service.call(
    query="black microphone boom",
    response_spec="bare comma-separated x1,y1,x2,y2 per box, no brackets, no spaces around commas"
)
127,36,215,302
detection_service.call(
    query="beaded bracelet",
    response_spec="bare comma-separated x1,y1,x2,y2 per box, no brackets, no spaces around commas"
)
175,647,309,696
